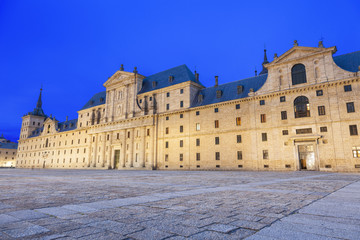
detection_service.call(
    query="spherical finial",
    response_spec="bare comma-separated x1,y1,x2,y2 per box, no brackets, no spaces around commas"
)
120,64,124,71
294,40,298,47
133,66,138,74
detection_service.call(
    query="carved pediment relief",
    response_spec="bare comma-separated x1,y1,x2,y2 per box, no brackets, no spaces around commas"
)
266,46,337,67
103,71,145,88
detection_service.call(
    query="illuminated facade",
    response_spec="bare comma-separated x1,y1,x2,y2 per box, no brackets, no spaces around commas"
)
0,135,17,167
16,42,360,172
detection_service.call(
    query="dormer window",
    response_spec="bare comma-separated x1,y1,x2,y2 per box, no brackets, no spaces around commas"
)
90,100,94,105
100,97,104,103
152,81,157,88
168,75,174,83
216,90,222,98
198,94,203,102
237,85,244,94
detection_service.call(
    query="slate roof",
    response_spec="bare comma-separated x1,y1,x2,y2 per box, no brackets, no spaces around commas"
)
138,64,202,94
29,119,78,138
80,91,106,111
333,51,360,72
0,142,18,149
191,74,268,107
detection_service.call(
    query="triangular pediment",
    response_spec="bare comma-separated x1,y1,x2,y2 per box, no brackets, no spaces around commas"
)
266,46,336,66
103,71,145,88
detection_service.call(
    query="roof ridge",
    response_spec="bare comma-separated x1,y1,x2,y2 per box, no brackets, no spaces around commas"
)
333,50,360,58
145,64,187,79
202,74,268,90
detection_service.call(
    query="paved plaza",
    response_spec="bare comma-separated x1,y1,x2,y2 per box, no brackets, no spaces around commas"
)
0,169,359,239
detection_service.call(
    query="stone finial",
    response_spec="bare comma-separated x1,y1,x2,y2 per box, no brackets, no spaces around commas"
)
274,53,278,59
215,76,219,87
358,65,360,72
120,64,124,71
249,88,254,92
294,40,298,47
318,41,324,48
133,67,138,74
255,67,257,76
195,71,199,81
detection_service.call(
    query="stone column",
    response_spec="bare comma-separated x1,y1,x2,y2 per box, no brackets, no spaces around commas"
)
129,128,134,168
101,132,106,168
141,127,146,168
121,129,126,168
93,134,98,167
87,134,92,167
107,132,113,169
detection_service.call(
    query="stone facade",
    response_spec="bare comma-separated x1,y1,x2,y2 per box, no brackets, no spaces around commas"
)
0,135,17,167
16,42,360,172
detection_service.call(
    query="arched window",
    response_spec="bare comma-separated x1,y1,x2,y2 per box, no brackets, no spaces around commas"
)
291,64,307,85
294,96,310,118
96,110,101,124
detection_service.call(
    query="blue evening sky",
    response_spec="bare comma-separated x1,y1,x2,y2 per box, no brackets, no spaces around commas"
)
1,0,360,142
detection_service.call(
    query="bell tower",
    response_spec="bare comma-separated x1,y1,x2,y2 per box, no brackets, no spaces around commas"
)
19,88,47,140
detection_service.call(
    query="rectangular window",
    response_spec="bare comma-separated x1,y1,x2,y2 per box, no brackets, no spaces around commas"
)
352,147,360,158
237,151,243,160
236,104,240,109
280,96,286,102
350,125,358,136
196,123,200,131
180,101,184,108
166,92,170,97
316,90,323,96
260,100,265,105
263,150,268,159
262,133,267,142
179,153,183,161
318,106,326,116
215,152,220,160
214,108,218,113
196,138,200,146
180,125,183,133
237,135,242,143
347,102,355,113
166,116,169,120
180,140,183,147
165,127,169,134
236,117,241,126
214,120,219,128
282,130,289,135
215,137,219,145
147,129,150,136
260,114,266,123
320,127,328,132
165,154,168,161
166,104,170,110
196,153,200,161
196,111,200,115
296,128,312,134
165,141,169,148
281,111,287,120
180,89,184,94
344,85,352,92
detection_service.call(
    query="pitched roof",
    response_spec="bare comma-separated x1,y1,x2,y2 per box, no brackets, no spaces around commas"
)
191,74,268,107
138,64,202,94
0,142,18,149
80,91,106,110
29,119,78,138
333,51,360,72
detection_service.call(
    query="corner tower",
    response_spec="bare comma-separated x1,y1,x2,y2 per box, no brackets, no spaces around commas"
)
19,88,47,140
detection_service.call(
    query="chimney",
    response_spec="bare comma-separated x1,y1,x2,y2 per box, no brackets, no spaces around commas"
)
215,76,218,87
66,116,68,122
195,71,199,81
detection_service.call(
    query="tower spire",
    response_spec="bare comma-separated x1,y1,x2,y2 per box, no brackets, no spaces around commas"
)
36,87,43,109
259,48,269,75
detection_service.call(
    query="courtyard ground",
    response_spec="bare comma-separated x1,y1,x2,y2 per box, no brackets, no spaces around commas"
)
0,169,359,239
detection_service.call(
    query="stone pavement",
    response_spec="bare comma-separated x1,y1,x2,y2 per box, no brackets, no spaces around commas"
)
0,169,359,239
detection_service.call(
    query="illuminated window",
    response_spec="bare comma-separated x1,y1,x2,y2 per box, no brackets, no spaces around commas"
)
294,96,310,118
236,117,241,126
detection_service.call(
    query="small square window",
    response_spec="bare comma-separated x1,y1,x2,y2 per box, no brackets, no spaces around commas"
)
280,96,286,102
236,104,240,109
196,111,200,115
180,114,183,118
214,108,218,113
316,90,323,96
344,85,352,92
260,100,265,105
282,130,289,135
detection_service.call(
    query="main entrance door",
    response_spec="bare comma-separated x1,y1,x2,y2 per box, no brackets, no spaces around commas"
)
114,150,120,169
298,144,316,170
